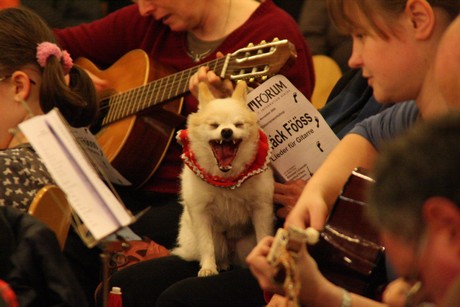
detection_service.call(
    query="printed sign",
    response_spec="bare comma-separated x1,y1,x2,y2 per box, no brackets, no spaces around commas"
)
247,75,339,182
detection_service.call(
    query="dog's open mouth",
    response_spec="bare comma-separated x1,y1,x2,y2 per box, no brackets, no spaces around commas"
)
210,139,241,172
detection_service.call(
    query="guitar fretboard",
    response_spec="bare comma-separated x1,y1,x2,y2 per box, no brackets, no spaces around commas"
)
101,57,225,126
97,38,295,126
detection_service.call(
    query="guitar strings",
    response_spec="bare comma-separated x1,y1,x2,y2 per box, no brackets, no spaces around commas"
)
98,57,223,111
97,61,256,114
97,57,225,124
97,50,273,126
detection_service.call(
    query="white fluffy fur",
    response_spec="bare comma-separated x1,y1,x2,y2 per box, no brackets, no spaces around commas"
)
172,81,274,277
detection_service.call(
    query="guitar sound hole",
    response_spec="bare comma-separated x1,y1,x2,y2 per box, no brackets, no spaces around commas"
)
90,98,110,134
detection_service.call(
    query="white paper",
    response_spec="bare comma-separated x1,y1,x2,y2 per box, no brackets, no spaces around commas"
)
247,75,339,182
19,109,133,240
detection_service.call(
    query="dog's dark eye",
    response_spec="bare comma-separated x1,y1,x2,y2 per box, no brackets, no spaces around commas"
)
210,123,219,129
235,122,244,128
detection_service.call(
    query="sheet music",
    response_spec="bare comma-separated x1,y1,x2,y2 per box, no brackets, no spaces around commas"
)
71,127,131,186
247,75,340,182
19,109,133,241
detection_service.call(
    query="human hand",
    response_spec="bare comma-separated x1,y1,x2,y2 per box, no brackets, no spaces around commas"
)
246,236,284,295
247,234,329,306
382,278,415,307
382,278,427,307
274,179,307,219
267,294,292,307
84,69,110,93
284,192,329,231
189,52,234,99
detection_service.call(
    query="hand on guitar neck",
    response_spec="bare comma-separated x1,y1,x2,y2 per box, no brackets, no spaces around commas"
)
189,52,234,99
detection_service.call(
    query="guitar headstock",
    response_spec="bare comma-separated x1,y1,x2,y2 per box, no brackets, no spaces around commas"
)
222,38,297,83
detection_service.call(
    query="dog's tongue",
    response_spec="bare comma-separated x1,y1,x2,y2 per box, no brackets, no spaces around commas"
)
212,141,238,171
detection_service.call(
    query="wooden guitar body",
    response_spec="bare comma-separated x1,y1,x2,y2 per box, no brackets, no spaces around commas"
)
28,185,72,250
76,50,183,188
309,168,388,298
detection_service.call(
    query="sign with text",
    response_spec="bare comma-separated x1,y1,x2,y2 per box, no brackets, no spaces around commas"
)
247,75,339,182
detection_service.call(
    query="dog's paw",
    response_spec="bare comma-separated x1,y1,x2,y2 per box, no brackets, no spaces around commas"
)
197,267,218,277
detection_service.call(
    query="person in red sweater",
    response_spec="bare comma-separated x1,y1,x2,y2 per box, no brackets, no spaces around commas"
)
0,0,19,8
54,0,314,249
54,0,314,305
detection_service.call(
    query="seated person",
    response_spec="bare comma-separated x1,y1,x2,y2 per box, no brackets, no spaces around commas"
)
248,110,460,306
286,0,458,231
0,7,99,305
248,9,460,307
0,7,98,306
0,7,97,211
54,0,315,253
55,1,315,305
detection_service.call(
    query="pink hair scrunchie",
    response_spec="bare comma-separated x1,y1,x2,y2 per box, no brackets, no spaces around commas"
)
36,42,73,74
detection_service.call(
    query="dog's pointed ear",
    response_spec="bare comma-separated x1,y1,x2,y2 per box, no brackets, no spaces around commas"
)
198,82,215,108
232,81,247,103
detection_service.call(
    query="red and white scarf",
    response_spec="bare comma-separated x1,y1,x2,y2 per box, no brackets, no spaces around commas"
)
176,129,271,189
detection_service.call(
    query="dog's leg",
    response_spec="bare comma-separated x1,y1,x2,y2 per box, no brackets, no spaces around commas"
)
189,209,220,277
171,210,201,260
214,233,230,271
252,203,274,242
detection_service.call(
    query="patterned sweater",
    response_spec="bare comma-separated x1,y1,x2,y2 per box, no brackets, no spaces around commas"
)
0,145,53,211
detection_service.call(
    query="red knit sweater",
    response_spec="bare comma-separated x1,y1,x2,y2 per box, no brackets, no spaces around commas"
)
55,1,315,194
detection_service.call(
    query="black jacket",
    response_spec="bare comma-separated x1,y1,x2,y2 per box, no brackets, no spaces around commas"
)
0,206,87,307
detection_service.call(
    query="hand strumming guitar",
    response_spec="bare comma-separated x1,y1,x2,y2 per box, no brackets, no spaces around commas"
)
83,69,110,93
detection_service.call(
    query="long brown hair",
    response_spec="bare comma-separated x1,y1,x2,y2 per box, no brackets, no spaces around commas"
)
0,7,98,127
327,0,459,39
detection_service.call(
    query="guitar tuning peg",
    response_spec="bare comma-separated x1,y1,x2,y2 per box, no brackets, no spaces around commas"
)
246,42,254,47
249,77,255,83
261,76,267,81
272,37,279,42
259,40,267,45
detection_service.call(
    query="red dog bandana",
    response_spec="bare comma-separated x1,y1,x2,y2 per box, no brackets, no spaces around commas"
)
177,129,271,189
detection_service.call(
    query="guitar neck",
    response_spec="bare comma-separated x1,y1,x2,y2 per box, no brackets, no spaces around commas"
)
101,57,225,126
98,39,296,126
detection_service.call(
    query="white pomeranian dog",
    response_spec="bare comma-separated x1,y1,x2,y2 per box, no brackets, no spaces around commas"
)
172,81,274,277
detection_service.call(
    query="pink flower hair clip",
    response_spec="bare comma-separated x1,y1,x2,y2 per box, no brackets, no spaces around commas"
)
36,42,73,74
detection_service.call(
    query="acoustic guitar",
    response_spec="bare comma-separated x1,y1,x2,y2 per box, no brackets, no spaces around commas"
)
269,168,387,300
76,39,297,188
28,185,72,250
309,167,387,298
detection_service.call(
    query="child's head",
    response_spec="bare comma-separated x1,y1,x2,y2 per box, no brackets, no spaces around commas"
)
0,8,97,131
327,0,458,103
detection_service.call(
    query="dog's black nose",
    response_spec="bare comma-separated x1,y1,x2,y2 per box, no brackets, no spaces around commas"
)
221,128,233,139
